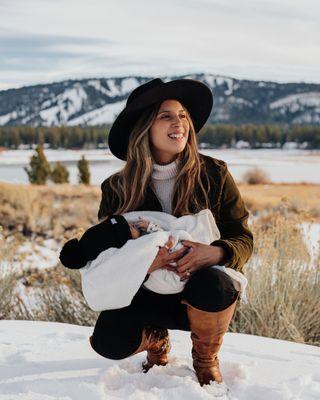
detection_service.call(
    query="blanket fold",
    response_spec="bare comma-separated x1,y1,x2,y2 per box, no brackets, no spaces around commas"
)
80,209,247,311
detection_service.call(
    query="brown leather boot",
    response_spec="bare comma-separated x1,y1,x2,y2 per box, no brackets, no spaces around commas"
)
89,326,170,372
182,295,239,386
137,326,171,372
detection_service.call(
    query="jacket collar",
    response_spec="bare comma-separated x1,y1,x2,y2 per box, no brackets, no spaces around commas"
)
135,185,163,212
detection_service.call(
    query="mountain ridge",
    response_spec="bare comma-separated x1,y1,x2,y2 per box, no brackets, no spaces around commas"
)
1,73,319,126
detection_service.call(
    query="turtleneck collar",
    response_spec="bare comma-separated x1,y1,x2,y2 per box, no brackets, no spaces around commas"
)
152,159,180,180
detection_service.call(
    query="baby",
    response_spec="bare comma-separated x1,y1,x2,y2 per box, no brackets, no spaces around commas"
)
59,214,190,294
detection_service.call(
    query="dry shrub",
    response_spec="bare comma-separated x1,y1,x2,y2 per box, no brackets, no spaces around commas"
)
0,183,40,234
231,201,320,345
0,226,23,318
2,182,319,344
242,167,270,184
0,224,97,325
15,284,98,326
0,272,17,319
0,182,100,239
11,264,98,326
241,196,266,215
240,183,320,221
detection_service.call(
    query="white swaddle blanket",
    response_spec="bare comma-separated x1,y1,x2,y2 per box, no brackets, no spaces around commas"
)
80,209,248,311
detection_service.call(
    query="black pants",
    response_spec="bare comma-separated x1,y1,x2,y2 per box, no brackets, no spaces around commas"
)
91,266,239,360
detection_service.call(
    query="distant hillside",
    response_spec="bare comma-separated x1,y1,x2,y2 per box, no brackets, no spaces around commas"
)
0,73,319,126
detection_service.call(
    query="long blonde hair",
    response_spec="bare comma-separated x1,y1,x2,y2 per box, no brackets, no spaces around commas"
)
108,101,212,217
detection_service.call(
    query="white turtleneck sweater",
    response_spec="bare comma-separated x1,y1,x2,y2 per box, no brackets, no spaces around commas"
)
151,159,180,214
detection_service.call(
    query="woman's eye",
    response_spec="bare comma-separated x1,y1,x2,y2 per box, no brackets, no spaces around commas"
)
161,114,186,119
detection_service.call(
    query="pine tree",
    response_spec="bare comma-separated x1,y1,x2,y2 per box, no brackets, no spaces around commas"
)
24,144,51,185
50,162,69,183
78,155,90,185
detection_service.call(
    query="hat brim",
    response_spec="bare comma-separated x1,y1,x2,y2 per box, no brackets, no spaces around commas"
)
108,79,213,161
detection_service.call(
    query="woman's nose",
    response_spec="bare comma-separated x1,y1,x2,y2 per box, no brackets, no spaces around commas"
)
172,115,183,126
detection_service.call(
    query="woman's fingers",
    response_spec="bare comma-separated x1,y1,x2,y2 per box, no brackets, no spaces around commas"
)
167,246,188,261
177,265,192,275
163,264,179,272
179,265,194,281
165,235,175,249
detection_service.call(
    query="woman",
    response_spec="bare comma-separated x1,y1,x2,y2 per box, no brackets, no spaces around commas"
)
90,78,253,387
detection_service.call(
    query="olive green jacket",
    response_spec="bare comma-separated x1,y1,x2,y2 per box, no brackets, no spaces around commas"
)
97,154,254,273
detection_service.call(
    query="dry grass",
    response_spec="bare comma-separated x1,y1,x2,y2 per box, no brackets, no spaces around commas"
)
0,209,98,325
2,261,98,326
239,182,320,221
0,226,24,319
230,201,320,346
0,182,101,240
1,181,319,238
0,182,319,345
13,274,99,326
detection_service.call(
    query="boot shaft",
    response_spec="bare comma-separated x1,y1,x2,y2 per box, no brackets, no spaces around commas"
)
182,295,239,385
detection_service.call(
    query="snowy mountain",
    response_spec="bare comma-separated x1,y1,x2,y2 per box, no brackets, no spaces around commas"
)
0,320,319,399
0,73,320,126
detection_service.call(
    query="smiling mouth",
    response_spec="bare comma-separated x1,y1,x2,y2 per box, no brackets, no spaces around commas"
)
168,133,185,141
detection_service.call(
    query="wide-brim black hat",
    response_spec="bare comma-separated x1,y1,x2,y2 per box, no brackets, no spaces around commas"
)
108,78,213,161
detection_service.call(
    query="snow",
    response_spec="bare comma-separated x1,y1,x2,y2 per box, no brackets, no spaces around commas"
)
300,222,320,266
0,148,114,165
87,80,111,97
0,110,18,125
87,77,139,101
120,77,140,94
39,105,61,126
17,239,59,270
105,79,121,97
0,320,319,399
292,111,320,125
1,149,320,184
39,84,88,126
0,236,60,275
228,96,252,107
68,100,126,126
213,76,235,95
269,92,320,111
203,73,217,88
202,74,239,95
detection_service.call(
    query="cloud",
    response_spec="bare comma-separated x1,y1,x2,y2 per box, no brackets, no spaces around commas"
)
0,32,117,71
0,0,319,88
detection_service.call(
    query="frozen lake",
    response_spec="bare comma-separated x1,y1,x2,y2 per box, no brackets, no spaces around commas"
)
0,148,319,185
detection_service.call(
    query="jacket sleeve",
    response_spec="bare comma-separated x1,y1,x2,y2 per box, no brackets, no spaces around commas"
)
210,166,254,272
97,178,117,221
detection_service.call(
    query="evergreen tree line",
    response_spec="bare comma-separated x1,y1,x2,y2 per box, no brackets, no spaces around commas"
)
0,124,319,149
0,126,109,149
24,145,90,185
198,124,320,148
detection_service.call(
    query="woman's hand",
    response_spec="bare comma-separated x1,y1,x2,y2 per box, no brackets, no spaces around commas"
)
147,235,188,274
165,240,228,281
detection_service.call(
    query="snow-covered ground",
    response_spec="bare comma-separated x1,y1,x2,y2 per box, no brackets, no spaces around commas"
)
1,149,320,184
300,222,320,266
2,238,59,274
0,149,114,165
0,320,319,400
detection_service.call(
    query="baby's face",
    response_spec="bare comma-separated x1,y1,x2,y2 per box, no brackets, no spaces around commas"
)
129,223,141,239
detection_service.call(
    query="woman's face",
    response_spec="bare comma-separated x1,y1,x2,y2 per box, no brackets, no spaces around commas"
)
149,99,190,165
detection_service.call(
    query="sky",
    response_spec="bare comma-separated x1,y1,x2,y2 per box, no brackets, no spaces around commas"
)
0,0,319,90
